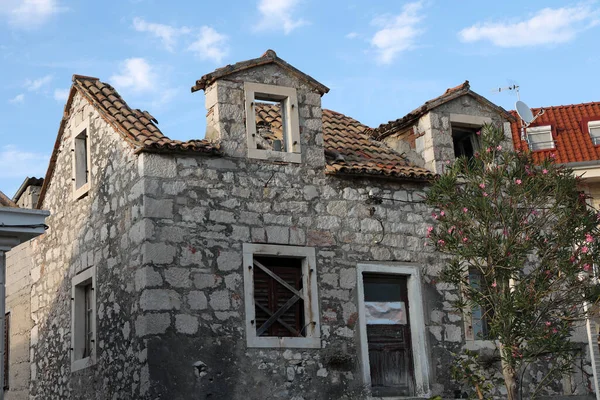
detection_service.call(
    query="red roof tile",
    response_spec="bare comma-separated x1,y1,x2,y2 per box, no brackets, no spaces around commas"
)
510,102,600,164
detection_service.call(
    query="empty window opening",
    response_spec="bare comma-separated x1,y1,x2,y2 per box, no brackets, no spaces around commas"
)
589,121,600,146
71,266,96,371
527,126,555,151
253,256,305,337
452,127,480,159
74,129,89,189
254,99,287,152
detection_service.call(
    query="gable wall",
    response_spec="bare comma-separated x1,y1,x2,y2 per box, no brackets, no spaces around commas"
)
11,91,149,399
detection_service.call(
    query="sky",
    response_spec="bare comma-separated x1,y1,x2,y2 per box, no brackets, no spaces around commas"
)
1,0,599,198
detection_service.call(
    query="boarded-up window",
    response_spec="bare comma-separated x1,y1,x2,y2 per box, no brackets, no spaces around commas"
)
253,256,305,337
4,312,9,390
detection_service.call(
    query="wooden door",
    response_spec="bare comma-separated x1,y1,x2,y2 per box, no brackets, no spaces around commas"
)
363,274,415,397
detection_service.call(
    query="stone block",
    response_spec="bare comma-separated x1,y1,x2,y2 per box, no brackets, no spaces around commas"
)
194,273,220,289
209,290,231,310
175,314,199,334
135,313,171,337
139,153,177,178
188,291,208,310
164,268,191,288
339,269,356,289
143,242,176,265
135,267,163,290
217,251,242,271
140,289,181,310
143,197,174,219
266,226,289,244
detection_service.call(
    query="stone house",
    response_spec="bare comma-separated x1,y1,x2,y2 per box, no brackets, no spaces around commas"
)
4,50,597,399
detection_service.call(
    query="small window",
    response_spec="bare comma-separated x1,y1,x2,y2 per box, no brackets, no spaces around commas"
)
72,118,91,199
526,125,555,151
3,312,9,391
71,266,96,372
452,127,480,159
244,82,301,163
588,121,600,146
465,270,490,341
243,244,320,348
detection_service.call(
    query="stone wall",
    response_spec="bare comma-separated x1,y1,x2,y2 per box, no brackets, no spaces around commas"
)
14,185,41,210
19,91,148,399
5,241,33,400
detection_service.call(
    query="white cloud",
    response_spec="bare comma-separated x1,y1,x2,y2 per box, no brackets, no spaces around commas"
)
3,0,66,29
110,58,157,93
0,145,48,179
346,32,359,39
53,88,69,102
25,75,53,92
133,17,191,52
370,1,425,65
255,0,307,34
187,26,229,63
459,4,600,47
8,94,24,104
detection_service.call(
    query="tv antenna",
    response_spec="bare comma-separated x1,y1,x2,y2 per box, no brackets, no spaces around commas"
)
492,84,520,100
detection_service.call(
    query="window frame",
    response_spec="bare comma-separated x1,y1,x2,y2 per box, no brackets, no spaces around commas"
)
72,117,92,199
3,312,9,391
244,82,301,163
242,243,320,348
588,120,600,146
526,125,555,151
71,266,96,372
463,270,491,342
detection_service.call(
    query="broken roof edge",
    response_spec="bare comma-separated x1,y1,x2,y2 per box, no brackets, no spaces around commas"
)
371,81,515,141
191,49,330,95
324,165,436,183
12,177,44,204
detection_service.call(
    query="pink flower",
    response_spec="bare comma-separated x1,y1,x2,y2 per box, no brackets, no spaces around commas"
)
427,226,434,233
497,145,502,151
483,192,489,197
515,179,522,185
462,237,469,243
448,226,455,234
582,246,589,254
486,147,492,153
445,160,451,165
463,207,468,213
476,130,481,136
440,211,445,217
583,264,591,272
542,169,548,174
437,239,445,246
545,321,551,327
550,153,556,159
491,281,497,288
585,233,594,243
432,213,439,220
479,183,486,189
552,328,558,334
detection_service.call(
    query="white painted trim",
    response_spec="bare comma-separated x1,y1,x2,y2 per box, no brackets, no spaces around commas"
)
450,114,492,127
357,263,431,398
242,243,320,348
71,265,96,372
244,82,301,163
72,117,91,199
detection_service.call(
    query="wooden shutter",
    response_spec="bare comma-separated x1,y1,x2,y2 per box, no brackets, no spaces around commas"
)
4,312,9,390
253,257,304,337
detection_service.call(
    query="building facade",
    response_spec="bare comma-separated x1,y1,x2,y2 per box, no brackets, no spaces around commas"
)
4,51,597,399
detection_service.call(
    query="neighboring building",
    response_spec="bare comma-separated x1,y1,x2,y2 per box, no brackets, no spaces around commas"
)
12,178,43,210
4,50,596,399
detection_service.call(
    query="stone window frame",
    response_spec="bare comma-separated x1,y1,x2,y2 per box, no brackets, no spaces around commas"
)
242,243,320,349
356,262,431,398
449,114,492,159
72,117,92,199
243,82,301,163
71,265,96,372
526,125,555,151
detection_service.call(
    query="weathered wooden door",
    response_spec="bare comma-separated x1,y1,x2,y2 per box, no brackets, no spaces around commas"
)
363,274,415,397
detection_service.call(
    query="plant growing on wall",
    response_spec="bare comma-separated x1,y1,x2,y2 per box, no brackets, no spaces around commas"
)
426,124,600,400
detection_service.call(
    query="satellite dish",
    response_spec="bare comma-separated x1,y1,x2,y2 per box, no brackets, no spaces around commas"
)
516,100,534,125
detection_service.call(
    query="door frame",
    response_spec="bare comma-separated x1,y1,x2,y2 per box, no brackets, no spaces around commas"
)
357,263,431,398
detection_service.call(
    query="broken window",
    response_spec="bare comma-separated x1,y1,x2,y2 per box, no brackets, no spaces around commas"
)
466,270,490,340
244,82,301,163
526,125,555,151
71,266,96,372
452,127,480,159
72,118,91,199
243,244,320,348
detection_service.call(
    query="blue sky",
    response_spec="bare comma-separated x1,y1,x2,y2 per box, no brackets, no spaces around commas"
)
1,0,599,198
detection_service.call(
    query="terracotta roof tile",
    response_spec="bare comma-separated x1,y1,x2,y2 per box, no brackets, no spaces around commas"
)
510,102,600,164
73,76,220,155
254,103,435,181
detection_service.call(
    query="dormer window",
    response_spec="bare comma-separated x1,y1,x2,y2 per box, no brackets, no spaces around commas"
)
452,127,480,159
244,82,301,163
588,121,600,146
72,117,91,199
526,125,554,151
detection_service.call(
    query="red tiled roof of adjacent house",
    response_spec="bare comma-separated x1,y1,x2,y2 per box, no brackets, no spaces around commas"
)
370,81,515,140
510,102,600,164
255,104,435,181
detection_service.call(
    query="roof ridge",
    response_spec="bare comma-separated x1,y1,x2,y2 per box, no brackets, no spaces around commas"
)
72,74,99,82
